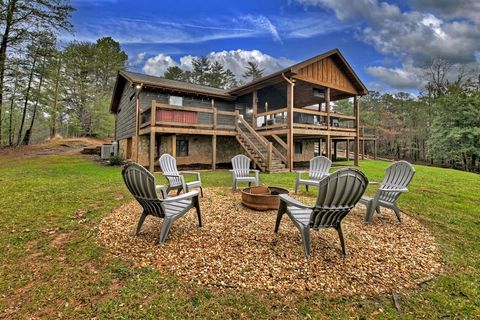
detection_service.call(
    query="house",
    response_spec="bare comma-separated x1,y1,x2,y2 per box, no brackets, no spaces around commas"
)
109,48,376,172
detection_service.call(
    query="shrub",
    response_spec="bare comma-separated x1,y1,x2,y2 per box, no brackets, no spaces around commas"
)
109,155,124,166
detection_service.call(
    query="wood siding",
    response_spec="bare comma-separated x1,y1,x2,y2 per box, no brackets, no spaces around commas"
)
115,82,137,140
296,57,357,94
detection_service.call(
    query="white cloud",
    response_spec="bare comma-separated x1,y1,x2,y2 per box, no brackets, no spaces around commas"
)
142,49,295,80
240,15,282,43
127,52,147,68
295,0,480,90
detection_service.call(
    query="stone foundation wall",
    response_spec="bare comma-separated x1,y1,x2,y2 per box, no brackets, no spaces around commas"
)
294,139,316,162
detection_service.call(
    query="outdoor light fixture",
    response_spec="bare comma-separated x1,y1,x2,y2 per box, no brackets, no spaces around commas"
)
135,84,142,90
313,88,325,98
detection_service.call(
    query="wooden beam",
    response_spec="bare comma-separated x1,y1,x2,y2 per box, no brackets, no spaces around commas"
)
346,139,350,161
292,74,359,95
252,90,257,127
325,87,331,131
271,134,288,150
171,134,177,158
361,126,365,160
135,93,140,162
287,80,295,171
149,130,155,172
354,96,360,166
333,140,337,161
326,135,332,160
212,135,217,170
374,140,377,160
150,100,156,126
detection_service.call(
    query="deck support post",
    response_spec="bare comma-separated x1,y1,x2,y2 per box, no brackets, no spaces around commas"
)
286,76,295,171
325,87,331,130
212,135,217,170
374,139,377,160
252,90,257,128
171,134,176,158
346,139,350,161
326,136,332,160
354,96,360,166
333,140,337,161
149,130,155,172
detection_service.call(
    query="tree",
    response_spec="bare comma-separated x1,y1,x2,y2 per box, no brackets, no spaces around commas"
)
0,0,73,145
207,61,227,88
164,66,184,81
190,56,211,85
242,61,264,81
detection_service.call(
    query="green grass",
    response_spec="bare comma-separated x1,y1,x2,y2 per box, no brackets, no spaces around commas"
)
0,155,479,319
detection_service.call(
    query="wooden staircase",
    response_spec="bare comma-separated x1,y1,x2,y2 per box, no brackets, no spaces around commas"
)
235,115,288,172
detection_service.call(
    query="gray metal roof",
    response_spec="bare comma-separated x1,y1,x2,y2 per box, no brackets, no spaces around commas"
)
120,70,230,97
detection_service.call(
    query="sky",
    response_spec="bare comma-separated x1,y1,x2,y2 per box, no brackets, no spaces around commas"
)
68,0,480,93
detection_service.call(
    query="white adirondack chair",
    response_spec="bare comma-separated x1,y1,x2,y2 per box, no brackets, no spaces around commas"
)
360,160,415,223
230,154,259,191
295,156,332,193
159,154,203,197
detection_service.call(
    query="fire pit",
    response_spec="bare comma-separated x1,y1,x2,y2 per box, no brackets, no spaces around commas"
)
241,186,289,211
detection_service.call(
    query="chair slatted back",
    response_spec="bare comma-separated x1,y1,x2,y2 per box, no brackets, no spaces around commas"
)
379,161,415,203
232,155,251,177
122,163,165,218
159,154,182,187
310,168,368,228
308,156,332,181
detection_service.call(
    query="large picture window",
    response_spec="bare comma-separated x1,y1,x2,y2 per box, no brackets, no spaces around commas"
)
176,139,189,157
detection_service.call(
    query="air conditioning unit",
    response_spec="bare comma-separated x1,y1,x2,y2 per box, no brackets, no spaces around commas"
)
101,144,113,160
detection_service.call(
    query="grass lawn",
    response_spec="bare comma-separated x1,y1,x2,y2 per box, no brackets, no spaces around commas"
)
0,154,479,319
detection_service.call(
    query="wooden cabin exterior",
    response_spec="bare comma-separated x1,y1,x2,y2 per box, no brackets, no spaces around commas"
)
109,48,375,172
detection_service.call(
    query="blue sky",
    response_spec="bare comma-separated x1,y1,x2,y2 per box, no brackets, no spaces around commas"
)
69,0,480,93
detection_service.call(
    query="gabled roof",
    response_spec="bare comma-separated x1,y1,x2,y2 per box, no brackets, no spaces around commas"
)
228,48,368,95
110,49,368,113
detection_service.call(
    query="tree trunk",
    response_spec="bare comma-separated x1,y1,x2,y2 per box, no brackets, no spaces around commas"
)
16,52,37,146
22,65,45,145
8,75,18,146
0,0,17,145
50,55,62,138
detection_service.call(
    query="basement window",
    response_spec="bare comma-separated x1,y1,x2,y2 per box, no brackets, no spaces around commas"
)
176,139,189,157
294,142,303,154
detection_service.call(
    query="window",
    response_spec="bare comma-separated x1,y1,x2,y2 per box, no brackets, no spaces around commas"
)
176,139,189,157
294,141,303,154
169,95,183,106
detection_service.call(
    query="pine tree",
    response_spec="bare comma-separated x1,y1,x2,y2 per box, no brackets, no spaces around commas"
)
242,61,264,81
164,66,185,81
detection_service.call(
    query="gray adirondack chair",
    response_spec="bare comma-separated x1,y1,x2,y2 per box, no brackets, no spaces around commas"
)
159,154,203,197
275,168,368,258
122,162,202,243
230,154,260,191
360,160,415,223
295,156,332,193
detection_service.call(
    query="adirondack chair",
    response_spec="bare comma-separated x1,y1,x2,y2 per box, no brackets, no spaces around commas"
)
295,156,332,193
275,168,368,258
122,162,202,244
360,160,415,223
159,154,203,197
230,154,260,191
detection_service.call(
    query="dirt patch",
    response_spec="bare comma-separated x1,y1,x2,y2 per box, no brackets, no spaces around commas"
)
49,232,74,249
0,137,106,162
98,188,443,296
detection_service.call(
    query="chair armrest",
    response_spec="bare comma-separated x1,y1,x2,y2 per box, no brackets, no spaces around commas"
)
162,174,187,192
249,169,260,173
179,171,201,181
369,181,381,185
279,194,312,209
162,191,199,203
379,187,408,193
295,170,305,178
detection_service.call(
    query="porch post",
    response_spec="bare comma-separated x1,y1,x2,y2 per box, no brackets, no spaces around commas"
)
361,127,365,160
374,139,377,160
346,139,350,161
325,87,331,130
333,140,337,161
287,80,295,171
252,89,257,128
212,135,217,170
354,96,360,166
171,134,176,157
149,130,155,172
326,136,332,160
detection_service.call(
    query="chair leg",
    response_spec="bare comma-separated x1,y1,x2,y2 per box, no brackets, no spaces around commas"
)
199,187,204,197
135,212,148,235
393,205,402,222
232,179,236,192
305,185,309,192
176,188,182,196
274,201,287,233
375,206,381,214
336,224,346,256
300,227,311,258
248,182,251,187
159,218,173,244
294,182,299,194
364,200,375,223
193,196,202,227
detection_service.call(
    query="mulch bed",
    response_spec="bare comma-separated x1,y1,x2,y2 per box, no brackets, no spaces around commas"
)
98,188,442,296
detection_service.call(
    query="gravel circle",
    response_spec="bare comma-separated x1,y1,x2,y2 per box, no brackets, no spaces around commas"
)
98,188,442,296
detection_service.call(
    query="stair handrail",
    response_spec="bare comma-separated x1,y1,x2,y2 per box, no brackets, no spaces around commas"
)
237,129,267,163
